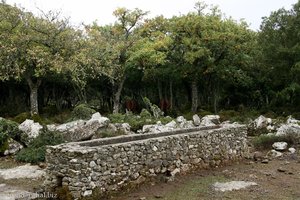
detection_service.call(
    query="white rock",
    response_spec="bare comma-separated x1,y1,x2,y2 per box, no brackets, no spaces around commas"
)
192,114,201,126
176,116,186,123
272,142,288,151
83,190,93,197
288,147,296,154
4,139,23,156
170,168,180,177
0,164,45,180
200,115,220,126
165,120,177,128
276,123,300,136
18,119,43,143
213,181,258,192
254,115,272,129
55,120,85,132
86,112,110,127
286,116,300,124
268,149,283,158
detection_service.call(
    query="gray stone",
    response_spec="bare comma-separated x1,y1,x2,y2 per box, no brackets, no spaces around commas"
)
272,142,288,151
0,164,45,180
267,150,283,158
4,138,23,156
200,115,220,126
193,114,201,126
288,147,296,154
213,181,258,192
18,119,43,144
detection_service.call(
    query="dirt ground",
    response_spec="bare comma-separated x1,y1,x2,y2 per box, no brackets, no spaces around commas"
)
110,153,300,200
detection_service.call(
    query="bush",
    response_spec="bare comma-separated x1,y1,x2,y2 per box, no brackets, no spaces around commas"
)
16,129,64,164
140,109,152,119
12,112,31,124
0,118,24,154
71,104,96,120
108,113,126,123
252,134,299,150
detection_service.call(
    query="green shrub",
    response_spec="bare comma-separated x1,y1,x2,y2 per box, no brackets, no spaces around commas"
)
252,134,299,150
16,129,64,164
108,113,125,123
0,118,24,153
71,104,96,120
198,110,213,117
12,112,31,124
140,109,152,119
219,110,239,122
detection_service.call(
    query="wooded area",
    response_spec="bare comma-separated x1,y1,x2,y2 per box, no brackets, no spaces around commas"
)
1,1,300,119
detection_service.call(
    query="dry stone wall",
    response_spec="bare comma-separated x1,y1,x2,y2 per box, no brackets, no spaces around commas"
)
44,125,248,199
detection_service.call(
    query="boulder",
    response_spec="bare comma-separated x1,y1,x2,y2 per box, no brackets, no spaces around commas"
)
267,149,283,158
114,123,131,134
18,119,43,144
200,115,220,126
165,120,177,129
288,147,296,154
52,112,111,142
255,115,272,129
272,142,288,151
192,114,201,126
286,116,300,124
4,138,23,156
176,116,195,129
275,123,300,136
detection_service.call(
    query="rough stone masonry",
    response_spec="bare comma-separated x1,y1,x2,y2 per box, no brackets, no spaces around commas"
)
44,125,248,199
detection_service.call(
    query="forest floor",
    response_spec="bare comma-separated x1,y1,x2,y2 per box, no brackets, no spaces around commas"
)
0,147,300,200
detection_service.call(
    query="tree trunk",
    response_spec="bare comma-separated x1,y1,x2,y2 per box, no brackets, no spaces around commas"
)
113,77,126,114
169,80,173,110
157,80,163,101
26,78,41,116
191,81,198,113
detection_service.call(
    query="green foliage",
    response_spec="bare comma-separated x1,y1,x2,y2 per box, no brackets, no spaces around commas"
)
252,134,299,150
16,129,64,163
140,109,152,118
71,104,96,120
0,118,24,152
143,97,164,118
12,112,31,124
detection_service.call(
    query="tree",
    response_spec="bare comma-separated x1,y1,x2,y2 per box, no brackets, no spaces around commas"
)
0,2,79,115
85,8,148,113
259,1,300,110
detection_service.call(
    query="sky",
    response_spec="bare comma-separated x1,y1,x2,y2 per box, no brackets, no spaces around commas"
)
5,0,298,31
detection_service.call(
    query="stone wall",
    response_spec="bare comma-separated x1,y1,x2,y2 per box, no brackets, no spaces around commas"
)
44,125,248,199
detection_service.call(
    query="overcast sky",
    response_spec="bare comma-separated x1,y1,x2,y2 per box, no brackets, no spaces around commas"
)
5,0,298,30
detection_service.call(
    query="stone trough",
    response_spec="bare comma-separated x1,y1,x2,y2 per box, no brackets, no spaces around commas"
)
44,125,248,199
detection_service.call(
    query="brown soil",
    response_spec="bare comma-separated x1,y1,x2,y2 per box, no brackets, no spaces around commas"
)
110,153,300,200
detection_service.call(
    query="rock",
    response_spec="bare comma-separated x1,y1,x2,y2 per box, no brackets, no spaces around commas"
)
276,123,300,136
114,123,131,134
213,181,258,192
267,149,283,158
272,142,288,151
3,138,23,156
253,151,264,161
176,116,186,123
288,147,296,154
192,114,201,126
83,190,93,197
54,112,111,142
18,119,43,144
170,168,180,177
261,159,269,164
165,120,177,129
277,168,286,173
55,120,86,132
286,116,300,124
0,164,45,180
255,115,272,129
87,112,110,127
200,115,220,126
